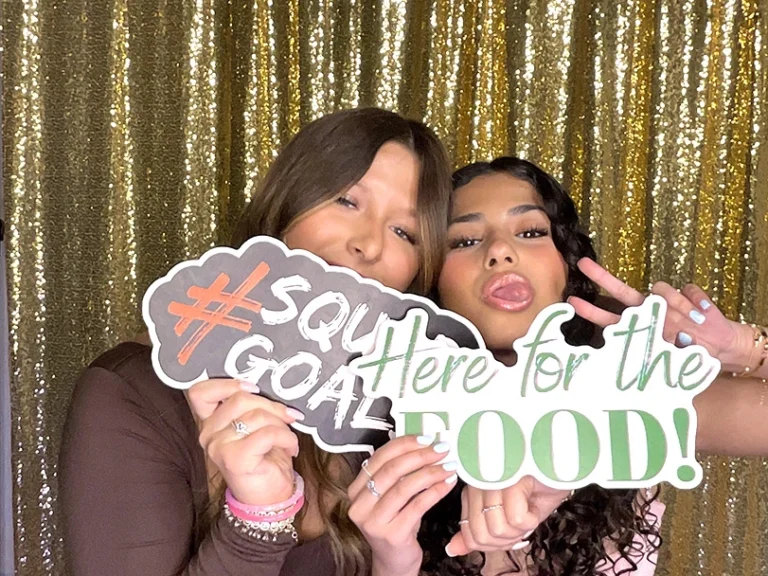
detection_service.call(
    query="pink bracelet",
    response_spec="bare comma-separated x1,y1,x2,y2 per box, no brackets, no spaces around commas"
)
228,494,305,523
225,472,305,518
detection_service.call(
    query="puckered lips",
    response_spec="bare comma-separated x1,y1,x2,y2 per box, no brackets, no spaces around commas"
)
481,271,535,312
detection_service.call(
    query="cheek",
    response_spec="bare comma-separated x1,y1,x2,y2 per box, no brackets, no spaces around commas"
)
386,244,420,291
438,256,473,310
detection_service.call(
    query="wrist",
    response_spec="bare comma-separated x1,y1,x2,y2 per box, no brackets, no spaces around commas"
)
723,322,756,371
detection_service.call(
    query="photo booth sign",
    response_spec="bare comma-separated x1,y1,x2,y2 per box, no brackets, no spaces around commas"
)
144,238,717,489
142,236,483,453
349,296,718,490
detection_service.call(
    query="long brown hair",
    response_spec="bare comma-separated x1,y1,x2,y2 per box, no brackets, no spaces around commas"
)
220,107,453,575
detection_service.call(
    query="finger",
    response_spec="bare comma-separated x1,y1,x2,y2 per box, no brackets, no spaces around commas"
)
187,378,258,420
214,425,299,475
446,532,470,558
659,308,695,345
466,487,510,549
202,391,301,436
201,407,293,450
396,474,457,530
348,435,444,499
577,258,644,306
681,284,718,315
652,281,707,327
501,480,540,533
568,296,621,327
369,464,457,524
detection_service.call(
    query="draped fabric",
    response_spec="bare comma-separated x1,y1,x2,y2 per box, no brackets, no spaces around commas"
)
3,0,768,574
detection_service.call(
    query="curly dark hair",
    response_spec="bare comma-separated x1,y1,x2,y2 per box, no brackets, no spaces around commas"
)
418,157,662,576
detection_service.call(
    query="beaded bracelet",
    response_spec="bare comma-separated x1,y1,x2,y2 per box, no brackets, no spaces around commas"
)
223,503,299,542
733,324,768,378
223,472,305,542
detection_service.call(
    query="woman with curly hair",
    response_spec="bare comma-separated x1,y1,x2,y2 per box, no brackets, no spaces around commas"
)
424,156,663,575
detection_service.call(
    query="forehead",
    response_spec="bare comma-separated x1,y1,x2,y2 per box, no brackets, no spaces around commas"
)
451,172,542,217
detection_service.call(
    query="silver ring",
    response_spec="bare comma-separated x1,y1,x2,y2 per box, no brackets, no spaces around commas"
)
232,419,250,437
481,504,504,514
361,458,374,479
366,478,381,498
458,519,469,525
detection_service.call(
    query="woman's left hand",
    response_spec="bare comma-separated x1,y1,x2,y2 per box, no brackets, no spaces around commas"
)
446,476,570,557
568,258,752,372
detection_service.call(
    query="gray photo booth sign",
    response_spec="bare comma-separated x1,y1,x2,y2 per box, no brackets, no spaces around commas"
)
143,236,484,453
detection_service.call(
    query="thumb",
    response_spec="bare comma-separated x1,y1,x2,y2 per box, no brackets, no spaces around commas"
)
445,532,470,558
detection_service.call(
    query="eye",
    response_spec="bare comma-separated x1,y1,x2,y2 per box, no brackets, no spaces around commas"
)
392,226,417,245
336,195,357,209
517,227,549,239
448,236,480,250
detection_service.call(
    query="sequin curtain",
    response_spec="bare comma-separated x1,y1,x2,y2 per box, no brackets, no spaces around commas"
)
3,0,768,574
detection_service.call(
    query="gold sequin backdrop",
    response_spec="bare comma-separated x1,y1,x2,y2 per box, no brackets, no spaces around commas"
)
3,0,768,573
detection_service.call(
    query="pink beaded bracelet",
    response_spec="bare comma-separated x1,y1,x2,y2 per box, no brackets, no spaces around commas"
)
225,471,305,521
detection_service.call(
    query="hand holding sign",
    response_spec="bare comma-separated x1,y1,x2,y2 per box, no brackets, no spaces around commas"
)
347,436,458,576
187,378,301,506
446,478,568,557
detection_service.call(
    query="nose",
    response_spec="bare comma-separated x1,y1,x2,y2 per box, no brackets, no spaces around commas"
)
346,221,384,264
484,236,516,269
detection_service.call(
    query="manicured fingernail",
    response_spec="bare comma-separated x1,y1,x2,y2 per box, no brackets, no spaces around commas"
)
442,461,458,472
678,332,693,346
445,544,456,558
285,408,305,421
433,441,451,454
445,473,458,484
293,445,300,457
700,299,712,310
416,435,435,446
239,382,260,394
388,430,396,440
690,310,706,325
523,529,534,538
512,540,531,551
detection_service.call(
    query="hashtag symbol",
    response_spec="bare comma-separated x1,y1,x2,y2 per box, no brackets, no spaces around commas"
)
167,261,270,365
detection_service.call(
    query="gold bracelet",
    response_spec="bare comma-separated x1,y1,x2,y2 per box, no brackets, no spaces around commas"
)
732,324,768,378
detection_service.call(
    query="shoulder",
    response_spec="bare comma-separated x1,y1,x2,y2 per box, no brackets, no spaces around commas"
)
64,341,197,456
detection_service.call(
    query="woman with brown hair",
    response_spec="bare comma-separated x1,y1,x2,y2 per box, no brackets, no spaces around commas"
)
59,107,460,576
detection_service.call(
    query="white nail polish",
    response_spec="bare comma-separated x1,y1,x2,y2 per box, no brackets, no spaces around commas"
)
700,300,712,310
678,332,693,346
445,544,456,558
690,310,706,325
433,441,451,453
445,474,458,484
416,435,435,446
442,461,458,472
512,540,531,551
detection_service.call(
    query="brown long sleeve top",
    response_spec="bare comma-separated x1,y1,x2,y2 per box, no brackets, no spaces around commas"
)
59,342,341,576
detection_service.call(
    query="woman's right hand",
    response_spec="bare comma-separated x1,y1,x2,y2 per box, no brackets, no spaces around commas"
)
187,379,303,506
347,435,458,576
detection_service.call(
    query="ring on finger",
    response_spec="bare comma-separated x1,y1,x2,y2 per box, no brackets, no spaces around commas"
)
481,504,504,514
366,478,381,498
458,519,469,525
231,419,250,437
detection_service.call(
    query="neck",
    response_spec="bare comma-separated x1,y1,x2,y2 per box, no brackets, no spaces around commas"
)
490,348,517,367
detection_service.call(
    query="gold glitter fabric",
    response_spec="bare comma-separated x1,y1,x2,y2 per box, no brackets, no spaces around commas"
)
3,1,768,574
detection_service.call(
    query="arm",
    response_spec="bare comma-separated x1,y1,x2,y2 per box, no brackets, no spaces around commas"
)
694,374,768,456
59,366,296,576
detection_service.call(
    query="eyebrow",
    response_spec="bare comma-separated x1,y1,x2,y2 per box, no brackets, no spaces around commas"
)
449,204,546,225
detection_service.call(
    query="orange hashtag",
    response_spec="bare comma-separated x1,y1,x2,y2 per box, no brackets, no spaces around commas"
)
167,261,270,365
